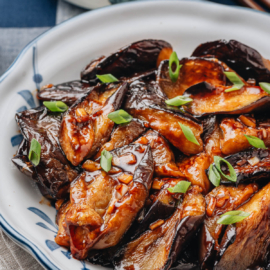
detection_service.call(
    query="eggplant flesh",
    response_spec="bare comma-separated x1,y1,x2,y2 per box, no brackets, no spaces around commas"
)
220,116,270,156
94,119,146,159
114,186,205,270
200,184,258,270
81,39,172,84
177,153,211,194
192,39,270,84
59,82,128,166
124,80,203,155
183,83,269,116
37,80,92,106
55,143,154,260
157,58,227,99
215,182,270,270
12,107,78,199
219,148,270,185
135,130,185,178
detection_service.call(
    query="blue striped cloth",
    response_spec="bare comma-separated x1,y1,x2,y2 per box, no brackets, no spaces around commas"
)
2,0,268,77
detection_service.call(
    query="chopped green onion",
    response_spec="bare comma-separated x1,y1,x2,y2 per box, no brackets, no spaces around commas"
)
224,72,245,92
259,82,270,94
165,96,193,107
97,74,118,83
167,181,191,194
217,210,250,225
43,101,68,112
28,139,41,166
169,51,182,83
108,110,133,124
100,150,112,172
208,164,221,187
179,123,200,146
244,135,267,149
214,156,237,182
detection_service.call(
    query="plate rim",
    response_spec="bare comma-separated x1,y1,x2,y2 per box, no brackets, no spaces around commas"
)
0,1,269,269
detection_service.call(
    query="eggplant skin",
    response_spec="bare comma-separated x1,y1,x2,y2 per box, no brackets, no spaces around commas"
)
157,58,226,99
114,186,205,270
219,148,270,185
12,107,79,199
37,81,92,106
192,39,270,83
200,184,258,270
59,82,128,166
56,144,154,260
81,39,173,83
124,80,203,155
215,182,270,270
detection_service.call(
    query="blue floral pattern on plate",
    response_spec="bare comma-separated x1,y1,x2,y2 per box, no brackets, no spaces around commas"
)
11,43,91,270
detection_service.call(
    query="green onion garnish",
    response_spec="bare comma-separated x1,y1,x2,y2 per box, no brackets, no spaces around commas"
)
259,82,270,94
169,51,182,83
43,101,68,112
179,123,200,146
167,181,191,194
217,210,250,225
214,156,237,182
208,164,221,187
100,150,112,173
244,135,267,149
165,96,193,107
224,72,245,92
28,138,41,166
108,109,133,124
97,74,118,84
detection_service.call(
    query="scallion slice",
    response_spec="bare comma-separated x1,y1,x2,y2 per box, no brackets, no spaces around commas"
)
100,150,112,173
165,96,193,107
208,164,221,187
217,210,250,225
108,110,133,124
259,82,270,94
43,101,68,112
169,51,182,83
214,156,237,182
97,74,118,83
28,139,41,166
179,123,199,145
167,181,191,194
224,72,245,92
244,135,267,149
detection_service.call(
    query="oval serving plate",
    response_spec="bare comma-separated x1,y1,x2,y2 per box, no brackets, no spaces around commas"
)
0,1,270,269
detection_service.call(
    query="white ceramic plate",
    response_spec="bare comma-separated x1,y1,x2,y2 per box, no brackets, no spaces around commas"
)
1,1,270,269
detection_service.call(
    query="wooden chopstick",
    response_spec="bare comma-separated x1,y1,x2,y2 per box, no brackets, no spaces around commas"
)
257,0,270,9
235,0,266,11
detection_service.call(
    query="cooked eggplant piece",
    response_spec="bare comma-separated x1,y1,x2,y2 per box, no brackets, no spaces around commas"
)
220,115,270,156
81,39,172,83
124,80,203,155
183,82,270,116
200,184,258,270
59,82,128,166
177,153,211,194
157,58,227,99
55,143,154,259
37,81,92,106
214,182,270,270
114,186,205,270
192,39,270,83
94,119,146,159
219,148,270,185
12,107,78,199
135,130,185,178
